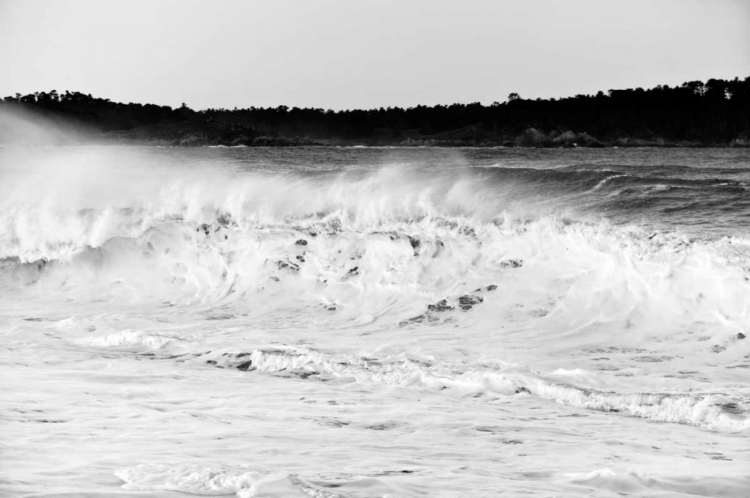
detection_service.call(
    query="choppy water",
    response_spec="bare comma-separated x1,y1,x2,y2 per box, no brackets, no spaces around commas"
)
1,146,749,497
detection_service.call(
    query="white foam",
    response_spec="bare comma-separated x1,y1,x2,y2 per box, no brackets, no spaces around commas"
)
205,347,749,432
526,381,750,432
564,468,750,497
76,329,186,352
116,464,356,497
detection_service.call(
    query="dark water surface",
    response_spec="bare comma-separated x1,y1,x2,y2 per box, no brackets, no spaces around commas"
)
117,146,750,237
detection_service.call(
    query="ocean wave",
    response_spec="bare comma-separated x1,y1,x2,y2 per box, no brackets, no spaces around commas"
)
4,204,749,344
7,147,750,498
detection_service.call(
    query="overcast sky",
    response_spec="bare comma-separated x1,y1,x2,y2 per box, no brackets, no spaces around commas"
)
0,0,748,110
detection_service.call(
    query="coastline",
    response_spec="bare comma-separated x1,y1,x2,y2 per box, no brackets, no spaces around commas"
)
8,124,746,148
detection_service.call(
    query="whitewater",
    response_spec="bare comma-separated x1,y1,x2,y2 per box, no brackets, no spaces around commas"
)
1,145,749,498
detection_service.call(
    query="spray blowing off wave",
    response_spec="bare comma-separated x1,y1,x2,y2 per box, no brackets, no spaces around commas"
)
2,162,747,262
0,165,541,262
3,145,748,263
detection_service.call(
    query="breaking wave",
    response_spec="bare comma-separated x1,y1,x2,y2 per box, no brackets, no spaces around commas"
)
3,150,750,435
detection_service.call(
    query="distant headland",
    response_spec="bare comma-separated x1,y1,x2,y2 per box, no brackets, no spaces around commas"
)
1,77,749,147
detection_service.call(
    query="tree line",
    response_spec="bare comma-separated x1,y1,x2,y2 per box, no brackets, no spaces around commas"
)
2,77,749,145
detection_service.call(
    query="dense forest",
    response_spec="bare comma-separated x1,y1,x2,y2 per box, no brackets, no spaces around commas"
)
2,77,749,147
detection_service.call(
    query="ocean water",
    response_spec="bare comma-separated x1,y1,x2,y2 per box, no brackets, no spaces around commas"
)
1,145,749,498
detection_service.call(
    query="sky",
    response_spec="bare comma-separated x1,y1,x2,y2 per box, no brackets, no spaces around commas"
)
0,0,748,110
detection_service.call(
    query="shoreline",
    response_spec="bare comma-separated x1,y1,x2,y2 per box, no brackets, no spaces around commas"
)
3,139,746,148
